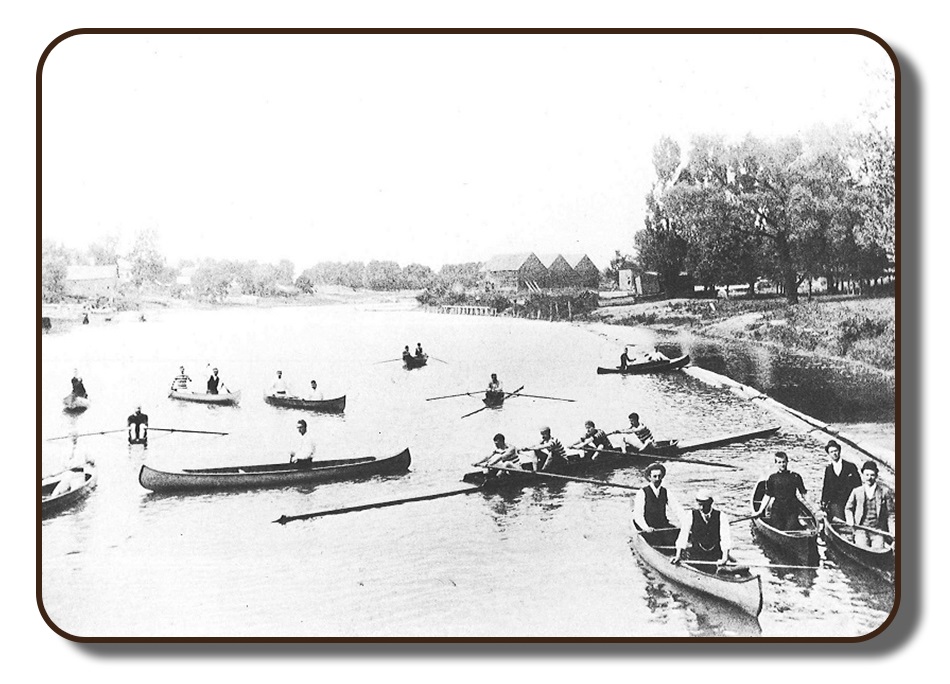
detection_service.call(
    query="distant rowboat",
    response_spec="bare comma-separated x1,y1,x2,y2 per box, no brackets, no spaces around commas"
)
597,354,690,375
403,354,428,369
168,388,241,405
42,463,97,517
264,393,346,413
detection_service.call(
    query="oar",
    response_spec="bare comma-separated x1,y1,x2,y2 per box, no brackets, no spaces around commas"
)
832,517,895,540
571,446,738,471
373,358,403,365
426,390,481,401
460,386,525,419
514,393,575,402
428,356,449,365
273,485,483,523
46,429,128,441
481,464,643,491
149,427,230,436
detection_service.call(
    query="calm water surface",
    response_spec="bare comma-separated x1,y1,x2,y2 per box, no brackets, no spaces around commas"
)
41,305,895,637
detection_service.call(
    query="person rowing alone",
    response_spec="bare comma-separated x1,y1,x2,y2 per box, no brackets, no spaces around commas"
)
519,426,568,473
486,373,505,403
672,489,733,567
570,420,615,460
127,406,149,443
70,369,88,399
610,412,655,453
633,463,686,546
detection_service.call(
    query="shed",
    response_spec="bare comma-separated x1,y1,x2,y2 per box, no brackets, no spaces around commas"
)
562,254,600,289
64,265,118,304
537,254,578,288
483,253,549,291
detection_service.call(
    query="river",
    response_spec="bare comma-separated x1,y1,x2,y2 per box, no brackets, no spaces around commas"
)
40,304,895,638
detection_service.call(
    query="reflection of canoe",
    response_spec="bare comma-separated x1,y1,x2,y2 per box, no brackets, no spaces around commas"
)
168,388,241,405
462,426,781,488
264,393,346,413
403,354,428,369
62,394,90,413
631,522,763,617
822,517,894,579
42,464,97,517
139,448,411,493
597,354,690,375
750,481,819,563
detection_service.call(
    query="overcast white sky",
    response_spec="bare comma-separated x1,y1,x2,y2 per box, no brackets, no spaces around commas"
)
40,32,894,272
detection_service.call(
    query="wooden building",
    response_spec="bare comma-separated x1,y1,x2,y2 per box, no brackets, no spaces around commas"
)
483,253,549,292
64,265,119,304
537,254,578,288
562,254,600,289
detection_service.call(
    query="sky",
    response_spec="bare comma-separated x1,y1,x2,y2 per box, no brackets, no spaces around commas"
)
40,32,895,272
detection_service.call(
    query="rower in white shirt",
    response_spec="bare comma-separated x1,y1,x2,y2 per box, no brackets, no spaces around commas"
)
269,370,290,396
303,380,324,401
290,419,318,464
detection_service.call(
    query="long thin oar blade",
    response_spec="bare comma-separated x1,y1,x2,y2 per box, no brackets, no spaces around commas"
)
149,427,230,436
515,393,576,402
46,428,127,441
426,390,480,401
373,358,402,365
460,406,490,419
483,464,643,491
274,485,482,523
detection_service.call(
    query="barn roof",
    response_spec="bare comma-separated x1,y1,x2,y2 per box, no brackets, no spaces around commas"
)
562,254,597,270
483,253,540,272
536,253,573,270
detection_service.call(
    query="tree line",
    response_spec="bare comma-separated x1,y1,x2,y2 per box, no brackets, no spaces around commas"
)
630,124,895,304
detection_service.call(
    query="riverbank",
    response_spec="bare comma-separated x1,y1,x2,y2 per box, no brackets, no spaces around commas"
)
588,295,895,374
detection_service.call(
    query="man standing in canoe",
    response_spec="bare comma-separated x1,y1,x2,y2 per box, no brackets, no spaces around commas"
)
172,366,191,391
290,419,317,464
127,406,149,443
269,370,289,396
755,451,809,530
845,461,895,549
611,412,655,453
520,426,568,472
633,463,686,544
673,489,733,567
619,347,631,370
571,420,615,460
820,440,862,523
304,380,324,401
207,367,223,395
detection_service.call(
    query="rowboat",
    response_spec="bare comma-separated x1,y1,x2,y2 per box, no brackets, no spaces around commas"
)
168,388,242,405
404,354,428,369
461,426,781,488
42,463,97,517
750,481,819,563
597,354,690,375
264,393,346,413
482,390,507,408
631,522,763,617
822,517,895,579
139,448,411,493
62,394,90,413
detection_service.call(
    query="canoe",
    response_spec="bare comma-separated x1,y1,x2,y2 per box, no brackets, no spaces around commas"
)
597,354,691,375
750,481,819,563
404,354,428,369
264,393,346,413
42,464,97,517
62,394,90,413
631,522,763,617
822,517,895,579
461,425,781,488
168,388,242,405
139,448,411,493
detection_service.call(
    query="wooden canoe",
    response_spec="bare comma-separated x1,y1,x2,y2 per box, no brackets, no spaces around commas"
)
403,354,428,369
42,464,97,517
597,354,690,375
139,448,411,493
631,523,763,617
264,393,346,413
750,481,819,563
62,394,90,413
168,388,242,405
462,425,781,488
822,517,895,579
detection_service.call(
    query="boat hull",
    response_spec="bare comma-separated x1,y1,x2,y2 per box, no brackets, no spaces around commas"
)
631,523,763,617
403,354,428,369
822,517,894,578
597,354,690,375
750,481,819,563
482,391,506,408
42,466,97,517
264,394,346,413
62,394,90,413
169,389,242,405
139,448,411,493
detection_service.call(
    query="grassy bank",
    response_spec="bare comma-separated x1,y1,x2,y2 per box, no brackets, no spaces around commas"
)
589,295,895,372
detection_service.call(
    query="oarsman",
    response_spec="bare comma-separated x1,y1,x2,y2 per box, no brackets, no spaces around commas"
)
672,489,733,567
402,346,413,363
127,406,149,443
820,440,862,523
269,370,289,396
304,380,324,401
519,426,568,473
70,369,88,398
611,412,655,453
289,419,317,464
845,461,896,550
487,373,504,394
619,347,631,370
415,343,425,358
755,451,809,531
633,463,686,545
172,366,191,391
207,367,223,395
477,433,519,476
571,420,615,460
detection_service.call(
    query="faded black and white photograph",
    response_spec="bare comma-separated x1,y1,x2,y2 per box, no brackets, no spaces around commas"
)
39,31,897,639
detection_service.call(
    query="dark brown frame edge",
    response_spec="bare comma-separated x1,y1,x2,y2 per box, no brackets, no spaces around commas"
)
36,27,901,645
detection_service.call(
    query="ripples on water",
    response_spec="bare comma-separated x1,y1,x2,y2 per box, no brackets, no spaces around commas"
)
41,306,894,637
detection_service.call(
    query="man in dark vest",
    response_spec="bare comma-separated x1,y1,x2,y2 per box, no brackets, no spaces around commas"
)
673,489,733,567
820,440,861,523
207,368,222,395
633,463,685,546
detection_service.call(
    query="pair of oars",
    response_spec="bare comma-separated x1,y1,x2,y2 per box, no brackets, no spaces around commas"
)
571,445,738,470
46,427,229,441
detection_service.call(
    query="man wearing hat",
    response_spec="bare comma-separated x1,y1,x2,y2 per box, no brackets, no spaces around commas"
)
820,440,861,523
519,426,567,473
844,460,895,549
633,462,686,544
289,419,317,464
673,489,732,567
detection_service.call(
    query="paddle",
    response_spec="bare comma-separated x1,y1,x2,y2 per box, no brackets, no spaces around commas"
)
428,356,449,365
149,427,230,436
373,358,403,365
274,485,483,523
46,429,128,441
461,386,525,418
514,393,575,403
832,517,896,540
426,390,481,401
480,464,644,491
569,446,738,471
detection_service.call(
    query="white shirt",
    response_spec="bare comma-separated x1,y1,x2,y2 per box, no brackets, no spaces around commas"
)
485,444,517,467
291,430,317,461
270,377,289,394
304,387,324,400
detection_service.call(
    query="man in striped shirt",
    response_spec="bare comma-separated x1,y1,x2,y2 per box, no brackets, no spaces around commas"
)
520,426,568,473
